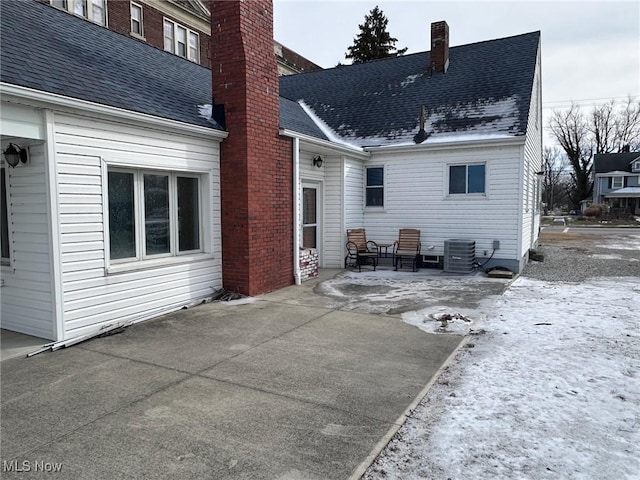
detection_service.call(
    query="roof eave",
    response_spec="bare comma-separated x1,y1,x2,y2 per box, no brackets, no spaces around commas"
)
0,82,227,140
279,128,370,158
363,135,525,154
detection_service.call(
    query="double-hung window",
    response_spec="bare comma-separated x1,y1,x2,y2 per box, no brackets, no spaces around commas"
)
51,0,107,26
611,176,623,189
449,163,486,195
163,19,199,63
366,167,384,207
1,167,10,266
107,169,202,264
130,2,143,37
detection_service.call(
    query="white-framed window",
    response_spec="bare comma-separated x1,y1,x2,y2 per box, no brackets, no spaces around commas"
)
163,18,199,63
51,0,107,26
130,2,143,37
106,168,203,265
365,166,384,207
611,176,623,189
1,166,11,266
633,160,640,172
449,163,486,195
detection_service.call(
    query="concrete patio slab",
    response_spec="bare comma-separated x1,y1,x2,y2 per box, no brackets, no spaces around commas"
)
1,270,478,479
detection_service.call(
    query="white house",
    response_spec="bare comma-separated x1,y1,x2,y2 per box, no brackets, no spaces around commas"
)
280,23,543,275
1,1,226,341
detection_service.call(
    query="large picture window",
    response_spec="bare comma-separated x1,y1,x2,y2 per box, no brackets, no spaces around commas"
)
449,163,486,195
107,169,202,263
366,166,384,207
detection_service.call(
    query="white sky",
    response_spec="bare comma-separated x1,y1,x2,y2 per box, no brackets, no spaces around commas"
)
274,0,640,145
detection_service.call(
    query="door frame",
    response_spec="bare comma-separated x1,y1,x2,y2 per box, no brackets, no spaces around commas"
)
301,180,322,266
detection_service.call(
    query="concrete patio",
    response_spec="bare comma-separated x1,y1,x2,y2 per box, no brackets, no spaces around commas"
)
1,269,507,479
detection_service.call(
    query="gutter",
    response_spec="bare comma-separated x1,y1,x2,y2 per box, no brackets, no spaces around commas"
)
279,129,370,159
364,135,525,154
292,137,302,285
0,83,228,140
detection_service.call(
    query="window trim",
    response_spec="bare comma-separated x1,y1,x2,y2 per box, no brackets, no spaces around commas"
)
103,163,210,274
130,2,144,38
365,165,385,208
447,162,487,197
163,18,200,63
51,0,107,26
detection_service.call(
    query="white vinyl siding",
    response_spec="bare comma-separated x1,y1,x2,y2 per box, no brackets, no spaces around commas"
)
53,113,221,340
363,144,522,263
0,143,55,339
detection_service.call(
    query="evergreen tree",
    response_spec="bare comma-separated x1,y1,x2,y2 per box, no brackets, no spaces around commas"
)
345,6,407,64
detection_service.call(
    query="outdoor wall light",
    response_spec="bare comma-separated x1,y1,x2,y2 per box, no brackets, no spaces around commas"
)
312,155,323,168
3,143,28,168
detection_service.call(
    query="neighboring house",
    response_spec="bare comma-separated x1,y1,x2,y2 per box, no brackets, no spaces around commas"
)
41,0,321,74
1,0,541,343
592,152,640,215
1,0,226,341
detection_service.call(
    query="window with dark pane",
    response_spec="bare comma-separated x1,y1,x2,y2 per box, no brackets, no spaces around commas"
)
144,174,170,255
302,187,317,248
449,165,466,194
1,168,10,261
467,164,486,193
366,167,384,206
108,171,136,259
177,176,200,251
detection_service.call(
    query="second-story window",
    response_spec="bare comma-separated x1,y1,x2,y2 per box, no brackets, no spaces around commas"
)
163,19,199,63
130,2,143,36
51,0,106,26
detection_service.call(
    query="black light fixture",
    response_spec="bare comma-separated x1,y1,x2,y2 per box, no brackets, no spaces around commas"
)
312,155,323,168
3,143,28,168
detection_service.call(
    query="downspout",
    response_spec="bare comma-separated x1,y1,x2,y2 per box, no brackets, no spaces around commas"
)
293,137,301,285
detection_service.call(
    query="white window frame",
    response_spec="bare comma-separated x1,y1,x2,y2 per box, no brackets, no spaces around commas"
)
447,162,487,196
51,0,107,26
365,166,385,208
163,18,200,63
611,176,623,189
1,165,13,268
104,166,209,273
130,2,144,38
633,160,640,172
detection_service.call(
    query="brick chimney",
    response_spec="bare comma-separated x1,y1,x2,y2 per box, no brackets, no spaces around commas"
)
210,0,293,296
431,21,449,73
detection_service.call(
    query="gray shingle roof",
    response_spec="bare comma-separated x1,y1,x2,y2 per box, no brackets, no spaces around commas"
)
594,152,640,173
0,0,221,130
279,97,329,141
280,31,540,148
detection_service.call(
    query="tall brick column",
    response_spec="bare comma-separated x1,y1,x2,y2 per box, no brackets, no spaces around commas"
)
210,0,293,296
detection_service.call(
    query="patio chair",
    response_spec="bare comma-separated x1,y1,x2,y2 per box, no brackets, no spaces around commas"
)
345,228,378,271
393,229,421,271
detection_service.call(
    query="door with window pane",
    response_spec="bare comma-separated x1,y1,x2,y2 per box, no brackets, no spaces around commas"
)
302,185,318,249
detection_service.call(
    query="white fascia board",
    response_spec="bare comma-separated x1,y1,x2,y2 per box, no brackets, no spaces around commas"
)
364,135,525,155
279,129,370,159
0,83,227,141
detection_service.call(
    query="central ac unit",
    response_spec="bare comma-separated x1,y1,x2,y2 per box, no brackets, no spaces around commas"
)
443,239,476,273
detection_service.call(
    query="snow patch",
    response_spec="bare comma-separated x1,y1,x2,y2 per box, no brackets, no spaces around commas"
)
298,101,363,152
197,103,212,120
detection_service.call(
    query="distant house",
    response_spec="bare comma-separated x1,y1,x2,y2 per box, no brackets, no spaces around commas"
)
592,152,640,215
1,0,541,343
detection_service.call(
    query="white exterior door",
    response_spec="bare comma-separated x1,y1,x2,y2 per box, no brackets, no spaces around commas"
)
302,182,322,263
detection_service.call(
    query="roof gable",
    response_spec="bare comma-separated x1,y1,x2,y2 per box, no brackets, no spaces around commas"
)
280,31,540,147
0,0,220,130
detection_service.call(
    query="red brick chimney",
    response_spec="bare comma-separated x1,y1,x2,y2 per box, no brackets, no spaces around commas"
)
210,0,293,296
431,21,449,73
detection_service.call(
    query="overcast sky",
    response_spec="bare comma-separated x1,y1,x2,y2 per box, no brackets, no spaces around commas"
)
274,0,640,142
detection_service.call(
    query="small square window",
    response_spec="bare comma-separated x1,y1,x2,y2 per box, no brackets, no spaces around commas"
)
449,163,486,195
611,176,623,189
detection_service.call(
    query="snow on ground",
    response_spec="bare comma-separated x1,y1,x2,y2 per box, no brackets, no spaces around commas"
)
365,276,640,480
597,235,640,251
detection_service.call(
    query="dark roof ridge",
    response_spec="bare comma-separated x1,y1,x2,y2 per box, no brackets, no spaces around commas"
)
284,30,541,77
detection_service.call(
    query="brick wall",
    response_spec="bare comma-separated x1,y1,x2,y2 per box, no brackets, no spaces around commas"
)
299,249,319,282
211,0,293,296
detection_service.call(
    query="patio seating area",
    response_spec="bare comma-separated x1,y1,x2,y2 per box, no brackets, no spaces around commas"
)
345,228,423,272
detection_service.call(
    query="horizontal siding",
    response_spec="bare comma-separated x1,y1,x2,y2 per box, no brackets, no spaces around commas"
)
322,156,342,268
54,113,222,340
1,142,55,339
363,144,522,263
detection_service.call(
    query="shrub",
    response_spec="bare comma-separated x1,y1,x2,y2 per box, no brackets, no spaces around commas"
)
584,204,605,218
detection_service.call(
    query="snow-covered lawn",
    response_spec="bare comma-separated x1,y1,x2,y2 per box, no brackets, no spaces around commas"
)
365,276,640,479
